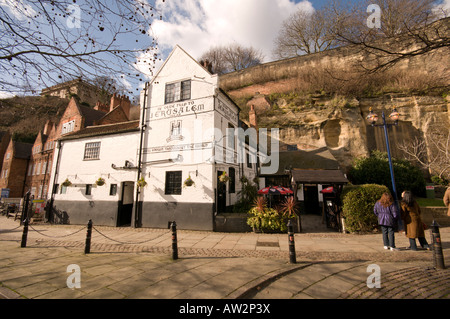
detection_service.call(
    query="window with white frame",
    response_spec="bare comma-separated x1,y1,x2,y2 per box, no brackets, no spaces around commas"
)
42,161,47,175
62,120,75,135
165,80,191,104
83,142,101,160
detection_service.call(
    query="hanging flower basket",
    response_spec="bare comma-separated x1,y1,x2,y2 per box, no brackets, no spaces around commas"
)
219,171,230,183
95,177,105,186
137,177,147,188
61,178,72,187
184,175,195,187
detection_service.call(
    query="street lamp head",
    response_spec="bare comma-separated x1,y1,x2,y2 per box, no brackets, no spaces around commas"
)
389,107,400,123
366,107,379,125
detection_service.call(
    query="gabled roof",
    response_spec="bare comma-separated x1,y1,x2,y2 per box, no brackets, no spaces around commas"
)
291,169,348,184
61,97,106,128
95,104,129,125
151,45,214,85
262,147,341,175
34,130,48,147
59,120,139,141
78,104,106,127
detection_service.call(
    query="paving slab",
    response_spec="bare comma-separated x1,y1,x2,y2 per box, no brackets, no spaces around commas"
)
1,216,449,305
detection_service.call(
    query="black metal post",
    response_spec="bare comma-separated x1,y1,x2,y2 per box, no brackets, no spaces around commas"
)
169,221,178,260
20,218,29,248
287,220,296,264
84,219,93,254
21,191,31,226
431,220,445,269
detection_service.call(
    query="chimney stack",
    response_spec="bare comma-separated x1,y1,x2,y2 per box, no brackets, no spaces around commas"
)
43,120,54,136
94,101,110,113
249,104,257,129
109,93,131,119
200,60,214,74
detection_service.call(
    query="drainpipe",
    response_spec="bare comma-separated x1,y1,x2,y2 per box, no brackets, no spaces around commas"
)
49,140,62,223
21,156,30,197
134,82,148,228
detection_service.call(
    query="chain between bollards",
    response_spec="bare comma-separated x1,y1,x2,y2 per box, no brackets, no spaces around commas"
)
287,220,296,264
431,220,445,270
168,221,178,260
84,219,93,254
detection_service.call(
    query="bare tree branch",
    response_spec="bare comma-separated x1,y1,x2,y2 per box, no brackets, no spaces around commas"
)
399,122,450,180
0,0,163,96
199,44,264,75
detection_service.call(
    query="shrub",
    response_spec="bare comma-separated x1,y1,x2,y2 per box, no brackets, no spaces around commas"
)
341,184,390,233
233,176,258,213
246,196,296,233
348,151,426,198
431,175,449,186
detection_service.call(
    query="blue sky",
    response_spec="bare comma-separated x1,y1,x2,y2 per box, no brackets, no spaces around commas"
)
1,0,449,99
138,0,449,82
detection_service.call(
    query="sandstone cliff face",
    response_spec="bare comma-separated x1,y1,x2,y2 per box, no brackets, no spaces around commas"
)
229,88,449,172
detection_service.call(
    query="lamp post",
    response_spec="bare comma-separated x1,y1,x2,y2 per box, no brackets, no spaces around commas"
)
366,107,401,217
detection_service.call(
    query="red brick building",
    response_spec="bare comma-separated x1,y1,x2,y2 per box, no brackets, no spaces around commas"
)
0,138,32,198
24,120,57,199
23,94,132,199
0,131,11,173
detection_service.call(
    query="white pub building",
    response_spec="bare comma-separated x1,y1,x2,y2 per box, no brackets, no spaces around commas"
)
49,46,258,230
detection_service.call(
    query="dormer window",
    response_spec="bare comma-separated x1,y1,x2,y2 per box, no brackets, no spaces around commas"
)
62,120,75,135
165,80,191,104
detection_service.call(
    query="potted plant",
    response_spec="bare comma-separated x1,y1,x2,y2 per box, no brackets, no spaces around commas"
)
95,177,105,186
219,171,230,183
137,177,147,188
61,178,72,187
247,196,297,233
184,175,195,187
278,196,301,232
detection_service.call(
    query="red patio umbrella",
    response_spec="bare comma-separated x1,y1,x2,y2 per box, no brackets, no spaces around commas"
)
320,186,334,194
258,186,293,195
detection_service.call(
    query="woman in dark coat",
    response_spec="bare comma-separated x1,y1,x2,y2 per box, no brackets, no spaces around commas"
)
401,191,430,251
374,192,399,251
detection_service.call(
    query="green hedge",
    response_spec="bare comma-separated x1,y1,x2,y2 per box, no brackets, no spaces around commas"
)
341,184,390,233
348,151,426,198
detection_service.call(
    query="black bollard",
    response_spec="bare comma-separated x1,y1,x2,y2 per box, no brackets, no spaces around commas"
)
84,219,93,254
287,220,296,264
169,221,178,260
430,220,445,269
20,218,29,248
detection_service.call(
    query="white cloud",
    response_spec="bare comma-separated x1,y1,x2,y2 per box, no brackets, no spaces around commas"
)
0,91,14,99
434,0,450,17
0,0,37,20
151,0,314,63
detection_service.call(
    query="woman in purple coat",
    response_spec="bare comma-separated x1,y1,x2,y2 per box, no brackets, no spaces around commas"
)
374,192,400,251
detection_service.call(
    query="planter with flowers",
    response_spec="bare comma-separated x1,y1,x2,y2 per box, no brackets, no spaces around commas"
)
184,175,195,187
95,177,105,186
137,177,147,189
219,171,230,183
61,178,72,187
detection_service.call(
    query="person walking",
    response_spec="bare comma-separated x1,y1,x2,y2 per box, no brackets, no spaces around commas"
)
444,186,450,217
401,191,430,251
374,192,399,251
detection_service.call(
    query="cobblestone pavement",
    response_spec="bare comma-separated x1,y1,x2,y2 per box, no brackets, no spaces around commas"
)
0,216,449,301
340,266,450,299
